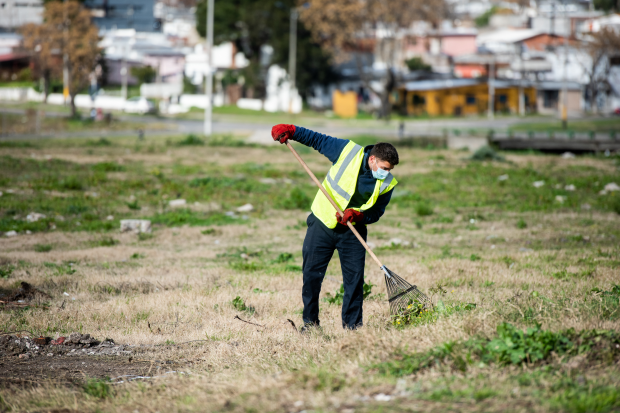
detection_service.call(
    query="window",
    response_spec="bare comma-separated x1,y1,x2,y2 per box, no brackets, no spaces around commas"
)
498,94,507,103
466,95,476,105
412,94,426,106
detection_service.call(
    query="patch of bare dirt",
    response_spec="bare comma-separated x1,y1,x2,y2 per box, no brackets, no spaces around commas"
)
0,333,184,388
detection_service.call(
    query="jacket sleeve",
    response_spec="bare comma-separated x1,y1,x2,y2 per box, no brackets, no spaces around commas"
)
362,189,393,225
293,126,349,164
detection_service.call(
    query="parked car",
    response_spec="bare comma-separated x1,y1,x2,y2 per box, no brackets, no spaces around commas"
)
614,108,620,116
123,97,156,114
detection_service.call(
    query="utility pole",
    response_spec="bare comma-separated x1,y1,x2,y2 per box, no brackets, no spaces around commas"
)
561,0,569,129
203,0,214,136
488,58,495,119
121,48,128,100
288,8,298,114
518,43,525,116
62,0,69,106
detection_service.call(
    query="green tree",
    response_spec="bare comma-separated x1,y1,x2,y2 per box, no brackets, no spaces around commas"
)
405,57,431,72
130,66,156,85
195,0,334,98
593,0,619,11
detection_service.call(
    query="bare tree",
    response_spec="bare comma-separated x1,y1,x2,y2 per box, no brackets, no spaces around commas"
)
581,28,620,113
22,1,100,116
20,23,58,102
299,0,448,118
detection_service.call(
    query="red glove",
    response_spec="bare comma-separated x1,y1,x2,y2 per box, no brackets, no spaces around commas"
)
336,209,364,225
271,124,296,144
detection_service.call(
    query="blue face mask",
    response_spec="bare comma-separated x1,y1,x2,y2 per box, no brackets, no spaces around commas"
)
371,159,390,180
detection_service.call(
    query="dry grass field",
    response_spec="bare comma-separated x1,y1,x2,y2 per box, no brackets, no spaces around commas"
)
0,133,619,412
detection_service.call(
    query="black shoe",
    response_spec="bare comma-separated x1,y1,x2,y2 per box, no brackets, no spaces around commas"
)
300,323,320,335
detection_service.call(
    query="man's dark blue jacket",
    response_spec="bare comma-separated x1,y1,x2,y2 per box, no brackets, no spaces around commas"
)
293,126,393,225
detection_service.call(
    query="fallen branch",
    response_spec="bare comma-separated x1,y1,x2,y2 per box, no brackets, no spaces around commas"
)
286,319,299,333
234,315,265,328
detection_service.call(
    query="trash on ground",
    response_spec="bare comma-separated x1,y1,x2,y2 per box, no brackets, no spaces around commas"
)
236,203,254,213
120,219,152,233
168,199,187,208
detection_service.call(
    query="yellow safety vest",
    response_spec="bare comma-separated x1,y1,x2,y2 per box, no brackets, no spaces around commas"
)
311,141,398,229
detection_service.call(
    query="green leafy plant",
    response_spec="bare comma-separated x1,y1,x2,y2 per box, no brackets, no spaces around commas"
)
231,296,255,314
323,282,377,305
470,254,481,261
517,218,528,229
0,264,14,279
373,323,620,376
126,200,140,210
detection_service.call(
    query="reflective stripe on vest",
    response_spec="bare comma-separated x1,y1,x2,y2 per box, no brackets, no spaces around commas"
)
325,144,363,201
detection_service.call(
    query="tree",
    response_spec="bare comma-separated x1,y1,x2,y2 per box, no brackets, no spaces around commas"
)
593,0,618,12
581,28,620,113
405,57,431,72
22,1,100,116
20,22,59,102
300,0,448,119
195,0,334,98
131,66,157,85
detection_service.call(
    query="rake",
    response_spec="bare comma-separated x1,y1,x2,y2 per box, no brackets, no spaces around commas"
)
285,141,431,316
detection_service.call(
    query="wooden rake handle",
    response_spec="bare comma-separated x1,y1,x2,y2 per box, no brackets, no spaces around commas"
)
285,141,385,269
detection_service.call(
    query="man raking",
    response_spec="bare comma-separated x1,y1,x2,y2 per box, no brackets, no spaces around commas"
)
271,124,399,331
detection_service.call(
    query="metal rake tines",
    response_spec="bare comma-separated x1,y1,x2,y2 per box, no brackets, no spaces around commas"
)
383,267,430,315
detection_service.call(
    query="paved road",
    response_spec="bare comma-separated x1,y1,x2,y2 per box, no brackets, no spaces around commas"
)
0,105,601,144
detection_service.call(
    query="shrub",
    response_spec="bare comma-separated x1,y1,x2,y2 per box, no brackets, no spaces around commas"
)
517,218,527,229
470,146,505,162
177,134,204,146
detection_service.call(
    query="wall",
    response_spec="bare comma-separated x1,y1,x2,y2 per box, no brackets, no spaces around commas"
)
441,36,477,57
403,84,537,116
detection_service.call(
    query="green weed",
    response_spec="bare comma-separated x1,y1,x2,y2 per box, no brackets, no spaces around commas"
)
126,200,140,210
322,282,376,305
278,187,312,210
137,232,154,241
151,210,238,227
373,323,620,376
231,296,255,314
34,244,52,253
93,237,118,247
0,264,14,279
83,378,113,398
517,218,527,229
176,134,204,146
415,203,434,216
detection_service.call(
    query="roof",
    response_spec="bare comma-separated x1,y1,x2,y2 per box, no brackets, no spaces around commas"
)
402,78,480,91
537,81,583,90
0,53,30,63
477,29,544,45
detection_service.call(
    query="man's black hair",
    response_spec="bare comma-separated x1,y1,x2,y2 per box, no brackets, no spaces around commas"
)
370,142,399,166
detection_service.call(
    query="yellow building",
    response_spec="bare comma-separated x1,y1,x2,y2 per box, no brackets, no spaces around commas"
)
397,79,536,117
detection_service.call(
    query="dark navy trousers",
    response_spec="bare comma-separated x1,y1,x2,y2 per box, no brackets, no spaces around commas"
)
302,213,367,329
